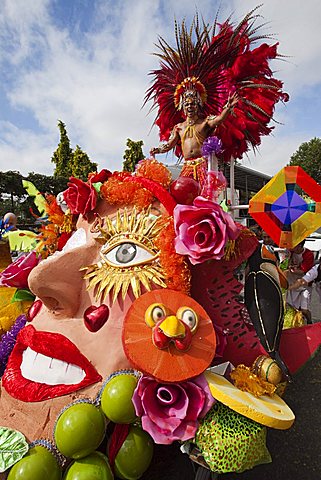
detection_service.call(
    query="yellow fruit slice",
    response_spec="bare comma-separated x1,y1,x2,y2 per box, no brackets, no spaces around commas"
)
205,371,295,430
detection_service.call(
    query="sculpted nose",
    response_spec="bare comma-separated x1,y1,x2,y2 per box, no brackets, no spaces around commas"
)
28,240,98,316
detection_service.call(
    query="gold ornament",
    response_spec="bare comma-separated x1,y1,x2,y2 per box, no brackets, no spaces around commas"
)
251,355,283,386
82,207,167,304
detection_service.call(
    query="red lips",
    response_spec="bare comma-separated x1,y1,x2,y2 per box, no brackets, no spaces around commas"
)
2,325,102,402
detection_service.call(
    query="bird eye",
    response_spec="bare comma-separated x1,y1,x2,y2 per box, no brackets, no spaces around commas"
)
176,307,198,332
102,242,156,267
145,303,168,327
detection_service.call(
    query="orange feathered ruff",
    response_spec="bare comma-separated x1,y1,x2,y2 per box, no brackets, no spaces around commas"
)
100,172,153,210
155,219,191,294
136,158,172,188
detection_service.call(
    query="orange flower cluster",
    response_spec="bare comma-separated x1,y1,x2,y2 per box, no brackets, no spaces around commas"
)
36,195,74,258
155,219,191,294
136,159,172,188
100,172,153,209
230,364,276,397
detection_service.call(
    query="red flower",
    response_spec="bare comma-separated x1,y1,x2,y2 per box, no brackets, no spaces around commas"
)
0,252,40,289
64,177,97,216
88,169,112,184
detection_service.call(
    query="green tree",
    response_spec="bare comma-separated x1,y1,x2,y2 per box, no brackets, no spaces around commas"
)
0,170,71,223
71,145,97,180
51,120,73,178
0,170,24,212
51,121,97,180
122,138,145,172
289,137,321,183
27,172,68,196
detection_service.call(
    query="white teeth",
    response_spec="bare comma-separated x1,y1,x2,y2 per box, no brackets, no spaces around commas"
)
21,347,86,385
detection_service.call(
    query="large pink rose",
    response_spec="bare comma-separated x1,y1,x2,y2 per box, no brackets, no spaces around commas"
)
0,252,40,289
63,177,97,216
173,196,240,264
132,374,215,444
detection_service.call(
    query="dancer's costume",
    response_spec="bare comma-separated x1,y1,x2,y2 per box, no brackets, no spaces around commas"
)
145,7,289,169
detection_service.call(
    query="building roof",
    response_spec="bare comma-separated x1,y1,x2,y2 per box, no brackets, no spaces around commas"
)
222,163,271,194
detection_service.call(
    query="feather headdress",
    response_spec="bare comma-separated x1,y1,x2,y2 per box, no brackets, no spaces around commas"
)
144,6,289,162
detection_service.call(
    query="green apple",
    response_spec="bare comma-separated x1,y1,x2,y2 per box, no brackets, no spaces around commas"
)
7,445,62,480
63,452,113,480
114,426,154,480
101,374,138,424
54,403,106,459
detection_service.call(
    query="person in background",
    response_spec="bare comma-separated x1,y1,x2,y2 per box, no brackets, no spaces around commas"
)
286,240,315,324
262,231,277,247
3,212,37,256
3,212,18,231
288,260,321,304
249,224,263,242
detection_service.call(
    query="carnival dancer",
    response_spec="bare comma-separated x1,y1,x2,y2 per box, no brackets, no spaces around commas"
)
146,9,288,190
150,88,238,186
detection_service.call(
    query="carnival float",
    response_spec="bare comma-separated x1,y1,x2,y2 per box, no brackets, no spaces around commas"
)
0,6,321,480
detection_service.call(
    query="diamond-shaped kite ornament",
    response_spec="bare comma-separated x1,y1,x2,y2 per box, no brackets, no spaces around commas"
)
249,166,321,248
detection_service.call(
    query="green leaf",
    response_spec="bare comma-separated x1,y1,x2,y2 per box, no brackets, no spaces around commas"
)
0,427,29,472
92,182,102,193
11,289,35,303
220,199,229,212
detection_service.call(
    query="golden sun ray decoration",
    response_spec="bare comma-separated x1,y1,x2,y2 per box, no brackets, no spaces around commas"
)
82,207,168,304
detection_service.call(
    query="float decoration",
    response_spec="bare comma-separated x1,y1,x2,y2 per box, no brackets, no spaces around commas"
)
0,427,29,473
244,243,292,381
249,165,321,248
204,371,295,430
122,289,216,382
0,157,318,479
195,401,272,474
132,373,215,444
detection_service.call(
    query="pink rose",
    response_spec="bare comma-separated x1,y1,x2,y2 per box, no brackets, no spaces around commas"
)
0,252,40,289
132,374,214,444
173,196,240,265
63,177,97,216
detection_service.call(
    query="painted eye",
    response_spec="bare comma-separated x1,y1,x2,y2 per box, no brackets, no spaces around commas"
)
102,242,156,267
145,303,168,327
176,307,198,332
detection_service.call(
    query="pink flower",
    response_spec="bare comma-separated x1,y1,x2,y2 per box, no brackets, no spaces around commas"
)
0,252,40,289
132,374,214,444
63,177,97,216
173,196,240,265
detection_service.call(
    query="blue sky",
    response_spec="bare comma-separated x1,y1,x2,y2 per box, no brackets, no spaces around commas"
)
0,0,320,177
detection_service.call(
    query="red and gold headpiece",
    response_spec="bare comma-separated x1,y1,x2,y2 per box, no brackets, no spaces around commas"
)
174,77,207,110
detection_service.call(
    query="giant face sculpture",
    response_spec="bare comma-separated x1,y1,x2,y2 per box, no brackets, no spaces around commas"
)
0,166,217,448
0,162,308,479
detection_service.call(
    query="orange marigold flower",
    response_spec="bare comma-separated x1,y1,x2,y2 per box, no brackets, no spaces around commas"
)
100,173,153,209
136,159,172,188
